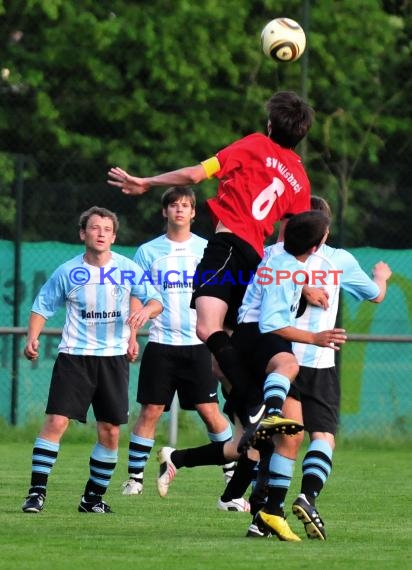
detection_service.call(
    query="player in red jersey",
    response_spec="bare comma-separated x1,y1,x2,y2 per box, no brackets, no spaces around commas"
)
108,90,314,426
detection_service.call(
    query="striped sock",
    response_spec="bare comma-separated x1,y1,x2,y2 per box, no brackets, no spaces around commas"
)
29,437,60,494
84,443,118,498
300,439,333,503
263,372,290,415
127,433,155,483
265,452,295,515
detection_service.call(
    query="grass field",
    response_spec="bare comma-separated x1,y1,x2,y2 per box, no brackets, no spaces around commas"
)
1,425,412,570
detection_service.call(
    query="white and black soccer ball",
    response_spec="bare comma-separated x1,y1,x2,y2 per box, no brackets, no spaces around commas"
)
261,17,306,63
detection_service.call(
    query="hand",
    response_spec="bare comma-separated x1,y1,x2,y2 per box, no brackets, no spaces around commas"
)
107,167,150,195
303,286,329,309
24,339,40,360
372,261,392,281
127,337,140,363
313,328,347,350
127,306,152,330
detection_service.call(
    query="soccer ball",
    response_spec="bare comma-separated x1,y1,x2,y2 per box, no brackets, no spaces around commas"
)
261,17,306,63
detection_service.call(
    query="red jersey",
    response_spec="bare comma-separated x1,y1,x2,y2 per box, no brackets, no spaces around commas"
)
206,133,311,257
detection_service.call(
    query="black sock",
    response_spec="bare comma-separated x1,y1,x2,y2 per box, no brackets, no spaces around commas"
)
301,474,324,504
84,479,106,499
171,442,226,469
264,487,287,517
206,331,251,424
220,455,257,502
249,448,272,515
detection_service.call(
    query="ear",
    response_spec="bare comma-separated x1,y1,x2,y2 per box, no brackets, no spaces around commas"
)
79,229,85,242
320,229,329,246
162,208,168,219
190,208,196,219
111,233,116,244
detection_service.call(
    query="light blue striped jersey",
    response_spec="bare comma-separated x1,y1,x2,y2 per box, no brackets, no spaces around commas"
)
291,243,380,368
32,251,162,356
238,242,380,368
238,246,305,332
133,233,207,345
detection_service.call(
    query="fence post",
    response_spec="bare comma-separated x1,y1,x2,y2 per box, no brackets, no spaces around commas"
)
11,155,25,425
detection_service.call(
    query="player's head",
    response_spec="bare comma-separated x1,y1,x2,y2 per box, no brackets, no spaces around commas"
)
284,210,330,256
161,186,196,226
311,195,332,221
161,186,196,209
78,206,119,233
266,91,314,148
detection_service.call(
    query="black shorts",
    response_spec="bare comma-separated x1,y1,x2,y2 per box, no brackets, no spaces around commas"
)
231,322,294,383
46,353,129,425
288,366,340,434
137,342,219,411
191,233,261,329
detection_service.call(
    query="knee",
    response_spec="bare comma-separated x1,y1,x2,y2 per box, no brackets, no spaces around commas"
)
98,423,120,447
267,354,299,381
195,323,209,344
276,431,304,458
138,405,164,425
311,432,335,450
41,414,69,439
288,361,300,380
293,430,305,449
280,360,299,381
197,404,229,433
222,440,239,462
197,405,218,426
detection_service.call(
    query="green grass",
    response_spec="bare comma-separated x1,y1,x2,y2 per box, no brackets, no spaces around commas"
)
1,426,412,570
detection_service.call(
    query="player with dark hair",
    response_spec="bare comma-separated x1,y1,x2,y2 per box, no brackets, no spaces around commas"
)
246,197,392,540
108,90,314,431
154,211,346,533
21,206,163,514
122,187,244,509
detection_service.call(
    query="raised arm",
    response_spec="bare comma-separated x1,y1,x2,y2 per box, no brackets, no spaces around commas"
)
369,261,392,303
107,164,208,196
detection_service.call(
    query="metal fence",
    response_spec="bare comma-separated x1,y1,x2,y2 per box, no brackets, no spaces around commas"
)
1,326,412,438
1,157,412,438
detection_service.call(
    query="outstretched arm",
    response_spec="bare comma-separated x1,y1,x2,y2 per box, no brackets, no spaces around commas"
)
272,325,347,351
107,164,208,196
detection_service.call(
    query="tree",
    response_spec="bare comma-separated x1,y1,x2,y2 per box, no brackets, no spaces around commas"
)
0,0,411,247
306,0,412,246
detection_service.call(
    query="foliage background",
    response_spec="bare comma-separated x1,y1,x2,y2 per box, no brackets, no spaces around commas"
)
0,0,411,247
